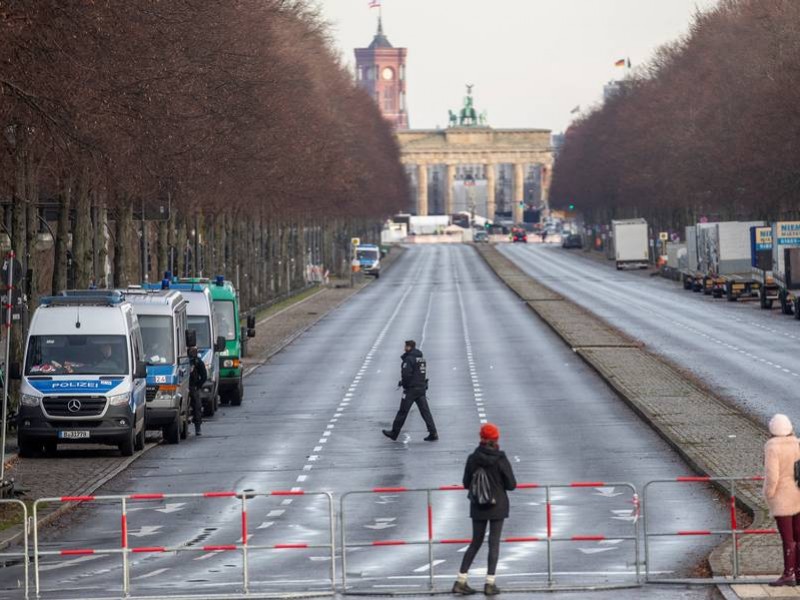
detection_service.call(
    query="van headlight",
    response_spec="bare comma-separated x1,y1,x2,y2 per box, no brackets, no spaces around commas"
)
155,385,177,401
20,394,41,407
108,393,130,406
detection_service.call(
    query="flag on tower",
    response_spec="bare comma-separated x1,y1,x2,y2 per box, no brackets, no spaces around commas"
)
369,0,381,8
614,58,626,67
570,105,581,114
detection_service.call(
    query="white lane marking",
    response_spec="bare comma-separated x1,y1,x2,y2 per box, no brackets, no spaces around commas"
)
326,424,335,429
313,446,322,452
281,499,293,506
297,475,308,482
420,290,435,347
267,509,285,517
308,455,319,461
154,503,185,514
322,431,331,437
128,525,163,538
594,487,623,498
39,555,101,572
577,547,618,555
319,438,327,444
364,521,396,530
303,465,312,471
413,559,446,572
132,568,170,581
195,551,222,561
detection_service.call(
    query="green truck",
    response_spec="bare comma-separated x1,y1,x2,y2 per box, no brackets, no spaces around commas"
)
209,276,255,406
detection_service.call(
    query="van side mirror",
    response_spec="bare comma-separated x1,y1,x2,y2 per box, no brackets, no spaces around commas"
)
8,362,21,380
185,329,197,348
215,336,226,352
246,315,256,329
134,360,147,379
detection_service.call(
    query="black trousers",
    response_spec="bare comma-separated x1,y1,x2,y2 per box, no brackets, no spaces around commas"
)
460,519,504,575
390,388,436,435
190,388,202,431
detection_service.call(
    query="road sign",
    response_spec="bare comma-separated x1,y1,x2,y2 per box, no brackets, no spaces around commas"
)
350,237,360,246
659,232,668,242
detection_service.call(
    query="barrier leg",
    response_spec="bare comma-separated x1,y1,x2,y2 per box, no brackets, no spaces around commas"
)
24,512,29,600
327,493,336,593
545,486,553,586
427,490,434,591
241,494,249,594
730,480,739,579
121,497,130,597
340,496,348,592
33,502,40,597
633,493,641,584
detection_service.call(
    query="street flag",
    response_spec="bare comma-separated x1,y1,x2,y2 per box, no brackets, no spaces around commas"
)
369,0,381,8
570,105,580,114
614,58,626,67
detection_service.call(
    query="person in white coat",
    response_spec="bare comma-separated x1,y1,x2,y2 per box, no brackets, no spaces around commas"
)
763,414,800,587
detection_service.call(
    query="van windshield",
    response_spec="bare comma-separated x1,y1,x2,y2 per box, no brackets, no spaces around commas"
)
25,335,129,376
214,301,237,341
357,249,378,261
139,315,174,365
187,316,211,348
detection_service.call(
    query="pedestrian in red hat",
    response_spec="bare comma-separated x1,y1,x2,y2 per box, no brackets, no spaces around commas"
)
453,423,516,596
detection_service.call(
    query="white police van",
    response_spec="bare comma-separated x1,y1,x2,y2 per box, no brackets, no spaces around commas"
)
124,288,191,444
16,291,148,457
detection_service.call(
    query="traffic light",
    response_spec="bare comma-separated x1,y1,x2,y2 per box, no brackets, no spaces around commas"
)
568,203,575,211
484,222,491,229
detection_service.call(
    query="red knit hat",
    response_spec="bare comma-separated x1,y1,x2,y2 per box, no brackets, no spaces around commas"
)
480,423,500,441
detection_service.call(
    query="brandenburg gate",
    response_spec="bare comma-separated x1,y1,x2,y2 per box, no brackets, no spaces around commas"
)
396,87,554,223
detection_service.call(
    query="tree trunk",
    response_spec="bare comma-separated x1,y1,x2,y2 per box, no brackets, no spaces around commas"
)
52,176,73,294
72,172,93,288
113,202,132,288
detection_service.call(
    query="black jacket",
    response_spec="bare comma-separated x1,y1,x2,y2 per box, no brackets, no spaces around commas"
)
189,356,207,389
400,348,427,390
462,444,517,520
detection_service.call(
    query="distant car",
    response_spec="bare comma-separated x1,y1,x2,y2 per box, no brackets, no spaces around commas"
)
562,233,583,249
474,230,489,243
511,227,527,243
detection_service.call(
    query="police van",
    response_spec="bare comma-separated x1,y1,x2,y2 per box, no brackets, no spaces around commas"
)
15,291,148,457
147,276,225,417
125,289,191,444
209,276,255,407
356,244,381,278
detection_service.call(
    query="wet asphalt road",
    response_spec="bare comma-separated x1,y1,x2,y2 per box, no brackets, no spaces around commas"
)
501,243,800,427
1,245,729,599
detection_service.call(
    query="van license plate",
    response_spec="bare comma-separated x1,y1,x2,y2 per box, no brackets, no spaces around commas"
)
59,431,90,440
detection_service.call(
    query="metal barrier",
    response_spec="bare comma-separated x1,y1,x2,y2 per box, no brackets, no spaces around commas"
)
32,489,335,598
340,481,640,594
643,476,777,584
0,498,29,599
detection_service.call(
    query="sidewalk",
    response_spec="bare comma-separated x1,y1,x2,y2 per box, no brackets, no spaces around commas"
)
474,244,782,589
0,246,405,550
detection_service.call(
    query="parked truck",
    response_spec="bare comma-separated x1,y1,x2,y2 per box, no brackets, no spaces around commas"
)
750,225,780,309
696,221,766,300
611,219,649,270
771,221,800,317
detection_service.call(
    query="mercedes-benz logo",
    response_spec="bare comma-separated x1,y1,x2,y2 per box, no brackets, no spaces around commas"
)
67,399,82,413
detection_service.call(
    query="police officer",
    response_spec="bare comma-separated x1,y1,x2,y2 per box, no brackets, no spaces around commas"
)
188,346,208,436
383,340,438,442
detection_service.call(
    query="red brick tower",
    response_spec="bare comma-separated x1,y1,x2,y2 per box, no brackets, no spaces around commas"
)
354,17,408,130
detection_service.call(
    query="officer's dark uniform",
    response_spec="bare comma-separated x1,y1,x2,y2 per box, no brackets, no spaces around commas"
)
189,347,208,435
383,345,438,441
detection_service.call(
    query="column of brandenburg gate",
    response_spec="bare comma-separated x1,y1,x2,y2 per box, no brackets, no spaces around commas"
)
395,88,554,224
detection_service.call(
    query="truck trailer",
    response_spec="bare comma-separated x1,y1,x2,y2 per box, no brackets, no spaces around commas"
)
698,221,765,300
771,221,800,317
611,219,649,270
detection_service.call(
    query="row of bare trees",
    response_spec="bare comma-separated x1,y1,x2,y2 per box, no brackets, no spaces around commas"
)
1,1,406,324
551,0,800,232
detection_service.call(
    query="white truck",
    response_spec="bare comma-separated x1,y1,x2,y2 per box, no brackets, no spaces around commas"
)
695,220,765,300
771,221,800,317
612,219,649,270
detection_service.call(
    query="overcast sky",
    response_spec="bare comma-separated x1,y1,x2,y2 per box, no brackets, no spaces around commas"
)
316,0,718,133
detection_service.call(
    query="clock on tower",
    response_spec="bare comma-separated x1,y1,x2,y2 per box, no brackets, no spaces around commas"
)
354,17,408,130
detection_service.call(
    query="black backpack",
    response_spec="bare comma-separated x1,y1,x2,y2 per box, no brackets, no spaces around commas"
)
468,467,496,506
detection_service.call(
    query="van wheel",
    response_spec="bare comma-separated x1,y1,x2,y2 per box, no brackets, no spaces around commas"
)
180,413,188,439
18,438,38,458
219,394,230,406
230,381,243,407
134,415,146,451
375,272,380,279
119,428,135,457
164,415,180,445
